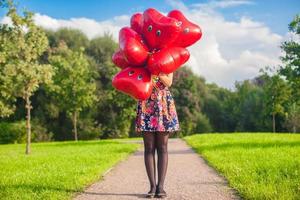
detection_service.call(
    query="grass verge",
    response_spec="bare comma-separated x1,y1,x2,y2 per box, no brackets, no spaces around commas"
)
0,138,142,200
183,133,300,200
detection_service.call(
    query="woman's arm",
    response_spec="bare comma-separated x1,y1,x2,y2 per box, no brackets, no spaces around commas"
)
158,72,173,87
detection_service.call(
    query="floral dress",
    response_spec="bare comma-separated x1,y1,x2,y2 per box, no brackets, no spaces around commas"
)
135,78,180,133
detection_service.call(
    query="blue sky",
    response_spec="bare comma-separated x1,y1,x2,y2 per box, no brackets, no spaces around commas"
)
1,0,299,89
1,0,299,35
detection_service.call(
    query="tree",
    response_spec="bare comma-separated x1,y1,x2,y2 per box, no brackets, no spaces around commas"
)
48,41,97,141
45,28,89,50
0,1,53,154
0,1,19,117
279,14,300,133
285,102,300,132
36,28,95,140
233,79,269,132
261,67,292,132
86,35,136,138
204,83,238,132
170,67,212,136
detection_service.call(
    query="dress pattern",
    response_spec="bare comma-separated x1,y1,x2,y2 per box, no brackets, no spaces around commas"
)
135,78,180,133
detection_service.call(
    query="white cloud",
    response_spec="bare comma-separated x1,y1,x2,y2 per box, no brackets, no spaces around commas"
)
165,0,188,12
171,0,284,90
192,0,254,9
0,0,288,90
0,16,12,25
32,13,129,40
215,0,254,8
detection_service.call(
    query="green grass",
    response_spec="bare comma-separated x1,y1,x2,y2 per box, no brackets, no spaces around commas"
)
183,133,300,200
0,138,142,200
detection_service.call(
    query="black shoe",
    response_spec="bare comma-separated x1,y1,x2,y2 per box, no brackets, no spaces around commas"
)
146,186,156,198
155,186,167,198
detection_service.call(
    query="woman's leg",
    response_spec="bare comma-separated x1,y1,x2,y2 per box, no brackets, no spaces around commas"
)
155,131,169,190
143,132,156,192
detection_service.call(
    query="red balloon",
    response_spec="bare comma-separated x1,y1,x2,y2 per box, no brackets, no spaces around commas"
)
112,49,130,69
111,8,202,100
147,47,190,75
119,27,149,66
168,10,202,48
112,67,153,100
142,8,181,50
130,13,143,34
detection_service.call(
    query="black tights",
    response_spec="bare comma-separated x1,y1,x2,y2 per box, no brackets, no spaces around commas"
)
143,131,169,191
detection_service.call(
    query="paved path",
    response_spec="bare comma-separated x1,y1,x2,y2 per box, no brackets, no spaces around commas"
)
74,138,240,200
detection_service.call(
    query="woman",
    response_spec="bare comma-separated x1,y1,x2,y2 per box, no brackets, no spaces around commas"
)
135,72,180,198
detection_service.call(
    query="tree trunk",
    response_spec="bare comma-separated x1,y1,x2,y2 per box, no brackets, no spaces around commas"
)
73,111,78,141
25,94,32,154
292,103,296,133
272,113,276,133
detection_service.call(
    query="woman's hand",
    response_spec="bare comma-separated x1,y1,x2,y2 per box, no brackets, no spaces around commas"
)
158,72,173,87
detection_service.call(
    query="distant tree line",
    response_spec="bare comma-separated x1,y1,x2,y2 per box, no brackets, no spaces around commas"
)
0,1,299,147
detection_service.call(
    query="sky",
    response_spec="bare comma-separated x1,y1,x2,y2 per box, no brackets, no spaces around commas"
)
1,0,300,90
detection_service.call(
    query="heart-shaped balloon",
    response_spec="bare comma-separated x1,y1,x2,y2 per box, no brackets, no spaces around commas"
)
130,13,143,34
112,67,153,100
147,47,190,75
111,8,202,101
142,8,181,50
168,10,202,48
112,49,130,69
119,27,149,66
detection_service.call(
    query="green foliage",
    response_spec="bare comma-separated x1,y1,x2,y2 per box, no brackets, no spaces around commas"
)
0,120,52,144
288,14,300,34
77,117,102,140
48,42,97,114
45,28,89,50
284,102,300,132
170,67,212,135
184,133,300,200
0,4,53,100
278,14,300,132
19,30,135,140
260,66,293,132
203,83,238,132
30,118,53,142
85,35,136,138
86,34,117,64
0,121,26,144
47,41,97,140
263,73,291,117
0,1,54,153
235,79,271,131
0,2,53,112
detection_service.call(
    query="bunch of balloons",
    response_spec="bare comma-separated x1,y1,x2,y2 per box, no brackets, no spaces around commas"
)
111,8,202,100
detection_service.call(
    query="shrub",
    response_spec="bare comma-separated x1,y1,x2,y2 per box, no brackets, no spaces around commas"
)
0,121,26,144
77,118,102,140
178,112,212,137
0,120,53,144
31,119,53,142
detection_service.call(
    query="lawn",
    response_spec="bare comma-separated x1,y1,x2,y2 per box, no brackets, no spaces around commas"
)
183,133,300,200
0,138,142,200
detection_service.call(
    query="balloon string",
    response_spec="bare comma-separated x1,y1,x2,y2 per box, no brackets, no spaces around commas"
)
152,75,159,82
152,75,160,89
